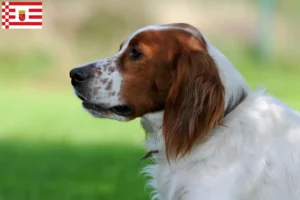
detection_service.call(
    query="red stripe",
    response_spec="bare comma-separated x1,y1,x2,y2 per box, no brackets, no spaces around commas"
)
1,15,15,19
8,22,42,26
8,2,42,6
28,15,42,19
1,8,16,12
28,8,42,12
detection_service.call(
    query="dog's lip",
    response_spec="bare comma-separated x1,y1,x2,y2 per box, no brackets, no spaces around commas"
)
82,102,134,116
74,91,87,101
77,94,86,101
82,102,109,112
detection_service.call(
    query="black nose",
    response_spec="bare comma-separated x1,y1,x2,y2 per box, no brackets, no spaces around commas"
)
70,67,90,86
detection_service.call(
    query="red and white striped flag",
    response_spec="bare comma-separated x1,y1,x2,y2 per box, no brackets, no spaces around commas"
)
1,1,42,29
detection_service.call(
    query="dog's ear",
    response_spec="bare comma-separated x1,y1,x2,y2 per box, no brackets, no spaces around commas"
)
163,50,225,160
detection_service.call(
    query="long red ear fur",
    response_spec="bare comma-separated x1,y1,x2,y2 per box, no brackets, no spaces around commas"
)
163,51,225,160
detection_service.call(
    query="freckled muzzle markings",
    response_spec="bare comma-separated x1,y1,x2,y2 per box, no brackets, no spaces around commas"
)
70,53,131,121
86,56,122,104
71,55,122,111
105,80,113,91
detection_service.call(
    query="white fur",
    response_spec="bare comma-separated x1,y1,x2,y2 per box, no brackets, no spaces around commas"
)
142,91,300,200
206,39,250,108
140,31,300,200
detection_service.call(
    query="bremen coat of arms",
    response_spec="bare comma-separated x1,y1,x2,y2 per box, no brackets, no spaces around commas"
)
18,10,26,21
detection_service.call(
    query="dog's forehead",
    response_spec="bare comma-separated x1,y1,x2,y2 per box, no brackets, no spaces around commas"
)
118,24,202,55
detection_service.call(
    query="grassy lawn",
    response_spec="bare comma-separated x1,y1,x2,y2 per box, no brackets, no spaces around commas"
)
0,89,152,200
0,60,300,200
0,143,149,200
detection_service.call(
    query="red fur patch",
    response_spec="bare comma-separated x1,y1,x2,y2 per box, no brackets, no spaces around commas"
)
117,24,225,159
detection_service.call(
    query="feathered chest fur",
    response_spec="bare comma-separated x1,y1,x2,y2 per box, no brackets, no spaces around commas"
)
141,91,300,200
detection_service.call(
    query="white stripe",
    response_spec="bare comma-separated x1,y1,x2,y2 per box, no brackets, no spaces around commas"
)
6,12,43,16
4,5,43,9
5,25,42,29
118,25,162,55
118,25,199,55
1,8,42,15
9,18,42,22
22,12,42,16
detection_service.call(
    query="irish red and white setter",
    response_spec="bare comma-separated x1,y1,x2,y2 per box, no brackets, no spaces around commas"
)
70,23,300,200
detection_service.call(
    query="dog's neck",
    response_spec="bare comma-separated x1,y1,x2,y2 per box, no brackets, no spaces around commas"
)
141,111,165,158
140,88,248,164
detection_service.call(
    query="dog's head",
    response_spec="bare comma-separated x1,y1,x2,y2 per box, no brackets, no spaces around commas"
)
70,23,220,119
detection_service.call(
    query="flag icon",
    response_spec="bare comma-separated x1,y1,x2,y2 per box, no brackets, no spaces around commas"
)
1,1,42,29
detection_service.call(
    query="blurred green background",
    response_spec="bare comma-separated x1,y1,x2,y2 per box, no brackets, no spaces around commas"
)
0,0,300,199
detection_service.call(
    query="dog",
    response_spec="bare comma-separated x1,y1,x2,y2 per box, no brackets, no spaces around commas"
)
70,23,300,200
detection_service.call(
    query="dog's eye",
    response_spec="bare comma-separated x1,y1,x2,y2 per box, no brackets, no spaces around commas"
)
129,47,143,60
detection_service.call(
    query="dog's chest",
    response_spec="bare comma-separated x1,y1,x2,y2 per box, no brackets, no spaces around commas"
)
141,114,242,199
145,161,242,200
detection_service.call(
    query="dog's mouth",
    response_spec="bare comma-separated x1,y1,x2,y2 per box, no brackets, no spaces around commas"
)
82,102,134,116
75,91,134,116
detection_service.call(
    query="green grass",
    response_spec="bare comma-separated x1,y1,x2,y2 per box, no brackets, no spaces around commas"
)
0,89,152,200
0,142,150,200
